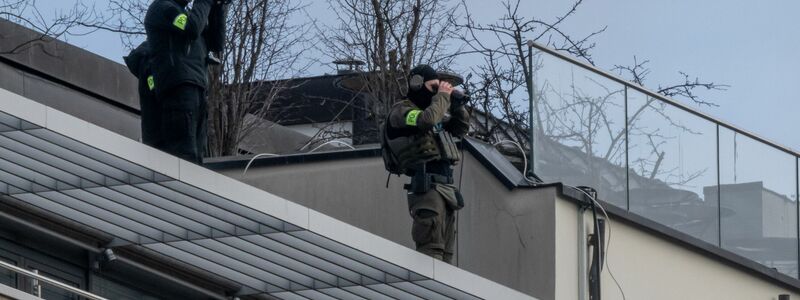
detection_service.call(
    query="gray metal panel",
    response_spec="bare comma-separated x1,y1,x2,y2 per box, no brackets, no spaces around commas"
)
0,135,106,186
289,231,414,280
342,286,397,300
2,130,135,183
171,240,322,290
88,186,215,238
368,283,427,300
0,111,40,131
144,182,267,234
144,242,281,293
9,193,150,244
159,181,290,232
128,183,251,236
314,288,367,300
26,129,162,181
62,189,190,239
413,280,483,300
294,289,340,300
265,232,390,282
211,237,342,287
268,292,310,300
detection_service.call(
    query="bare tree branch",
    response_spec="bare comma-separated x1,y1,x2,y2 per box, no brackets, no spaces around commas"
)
312,0,459,145
613,57,729,107
0,0,104,55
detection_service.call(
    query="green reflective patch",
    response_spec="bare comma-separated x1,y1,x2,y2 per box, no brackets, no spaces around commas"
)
173,14,188,30
405,110,422,126
147,75,155,91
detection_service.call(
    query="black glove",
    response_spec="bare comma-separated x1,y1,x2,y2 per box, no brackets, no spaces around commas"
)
450,90,470,111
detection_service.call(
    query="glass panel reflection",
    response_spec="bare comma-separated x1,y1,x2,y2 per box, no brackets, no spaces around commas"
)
627,93,719,245
719,127,798,278
532,51,627,208
529,44,800,280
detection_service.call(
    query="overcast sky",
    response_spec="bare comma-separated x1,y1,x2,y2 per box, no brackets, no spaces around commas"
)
41,0,800,152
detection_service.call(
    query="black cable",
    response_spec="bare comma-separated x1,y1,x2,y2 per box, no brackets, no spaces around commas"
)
587,194,602,300
458,140,466,189
455,139,466,267
590,200,601,271
573,186,627,300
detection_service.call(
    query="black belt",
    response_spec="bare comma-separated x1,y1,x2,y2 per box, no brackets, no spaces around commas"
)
404,173,453,193
429,174,454,184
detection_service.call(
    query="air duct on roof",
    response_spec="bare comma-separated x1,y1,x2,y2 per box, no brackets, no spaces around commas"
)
333,58,365,75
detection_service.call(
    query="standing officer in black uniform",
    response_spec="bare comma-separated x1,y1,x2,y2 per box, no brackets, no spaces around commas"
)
383,65,470,263
143,0,226,163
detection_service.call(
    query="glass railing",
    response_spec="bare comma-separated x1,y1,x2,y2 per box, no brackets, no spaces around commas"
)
530,42,799,278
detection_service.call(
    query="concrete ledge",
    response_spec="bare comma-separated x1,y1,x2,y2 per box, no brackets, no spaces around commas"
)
0,19,139,111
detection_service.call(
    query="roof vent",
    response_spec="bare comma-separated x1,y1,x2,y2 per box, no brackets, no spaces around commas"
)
333,58,365,75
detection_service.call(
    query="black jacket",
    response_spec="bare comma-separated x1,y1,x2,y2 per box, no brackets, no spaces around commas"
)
144,0,223,95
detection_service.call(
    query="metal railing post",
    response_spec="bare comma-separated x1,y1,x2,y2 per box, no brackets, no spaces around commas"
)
0,260,108,300
31,269,40,297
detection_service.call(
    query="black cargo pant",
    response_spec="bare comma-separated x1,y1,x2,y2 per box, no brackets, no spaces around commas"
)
408,188,456,263
139,76,161,148
153,84,208,164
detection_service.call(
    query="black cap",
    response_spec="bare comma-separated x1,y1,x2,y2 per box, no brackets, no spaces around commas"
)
409,65,439,82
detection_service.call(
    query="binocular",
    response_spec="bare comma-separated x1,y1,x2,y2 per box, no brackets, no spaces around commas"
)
451,90,471,108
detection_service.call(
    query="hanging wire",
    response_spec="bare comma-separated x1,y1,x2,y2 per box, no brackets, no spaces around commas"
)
308,140,356,153
242,153,280,176
492,140,537,184
569,185,627,300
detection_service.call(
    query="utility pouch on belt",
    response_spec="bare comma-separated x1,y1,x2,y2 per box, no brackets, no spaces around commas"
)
404,164,431,193
434,184,465,210
407,171,433,194
435,130,461,164
404,164,455,194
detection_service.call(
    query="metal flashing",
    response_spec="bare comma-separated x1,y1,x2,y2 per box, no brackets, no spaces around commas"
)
204,137,527,191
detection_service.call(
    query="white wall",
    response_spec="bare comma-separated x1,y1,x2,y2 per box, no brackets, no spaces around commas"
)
555,198,800,300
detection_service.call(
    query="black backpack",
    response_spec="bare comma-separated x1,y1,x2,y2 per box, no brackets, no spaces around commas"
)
381,115,403,176
123,41,152,79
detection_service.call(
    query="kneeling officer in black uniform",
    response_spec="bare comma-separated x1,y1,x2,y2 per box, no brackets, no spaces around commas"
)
144,0,226,163
382,65,470,263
